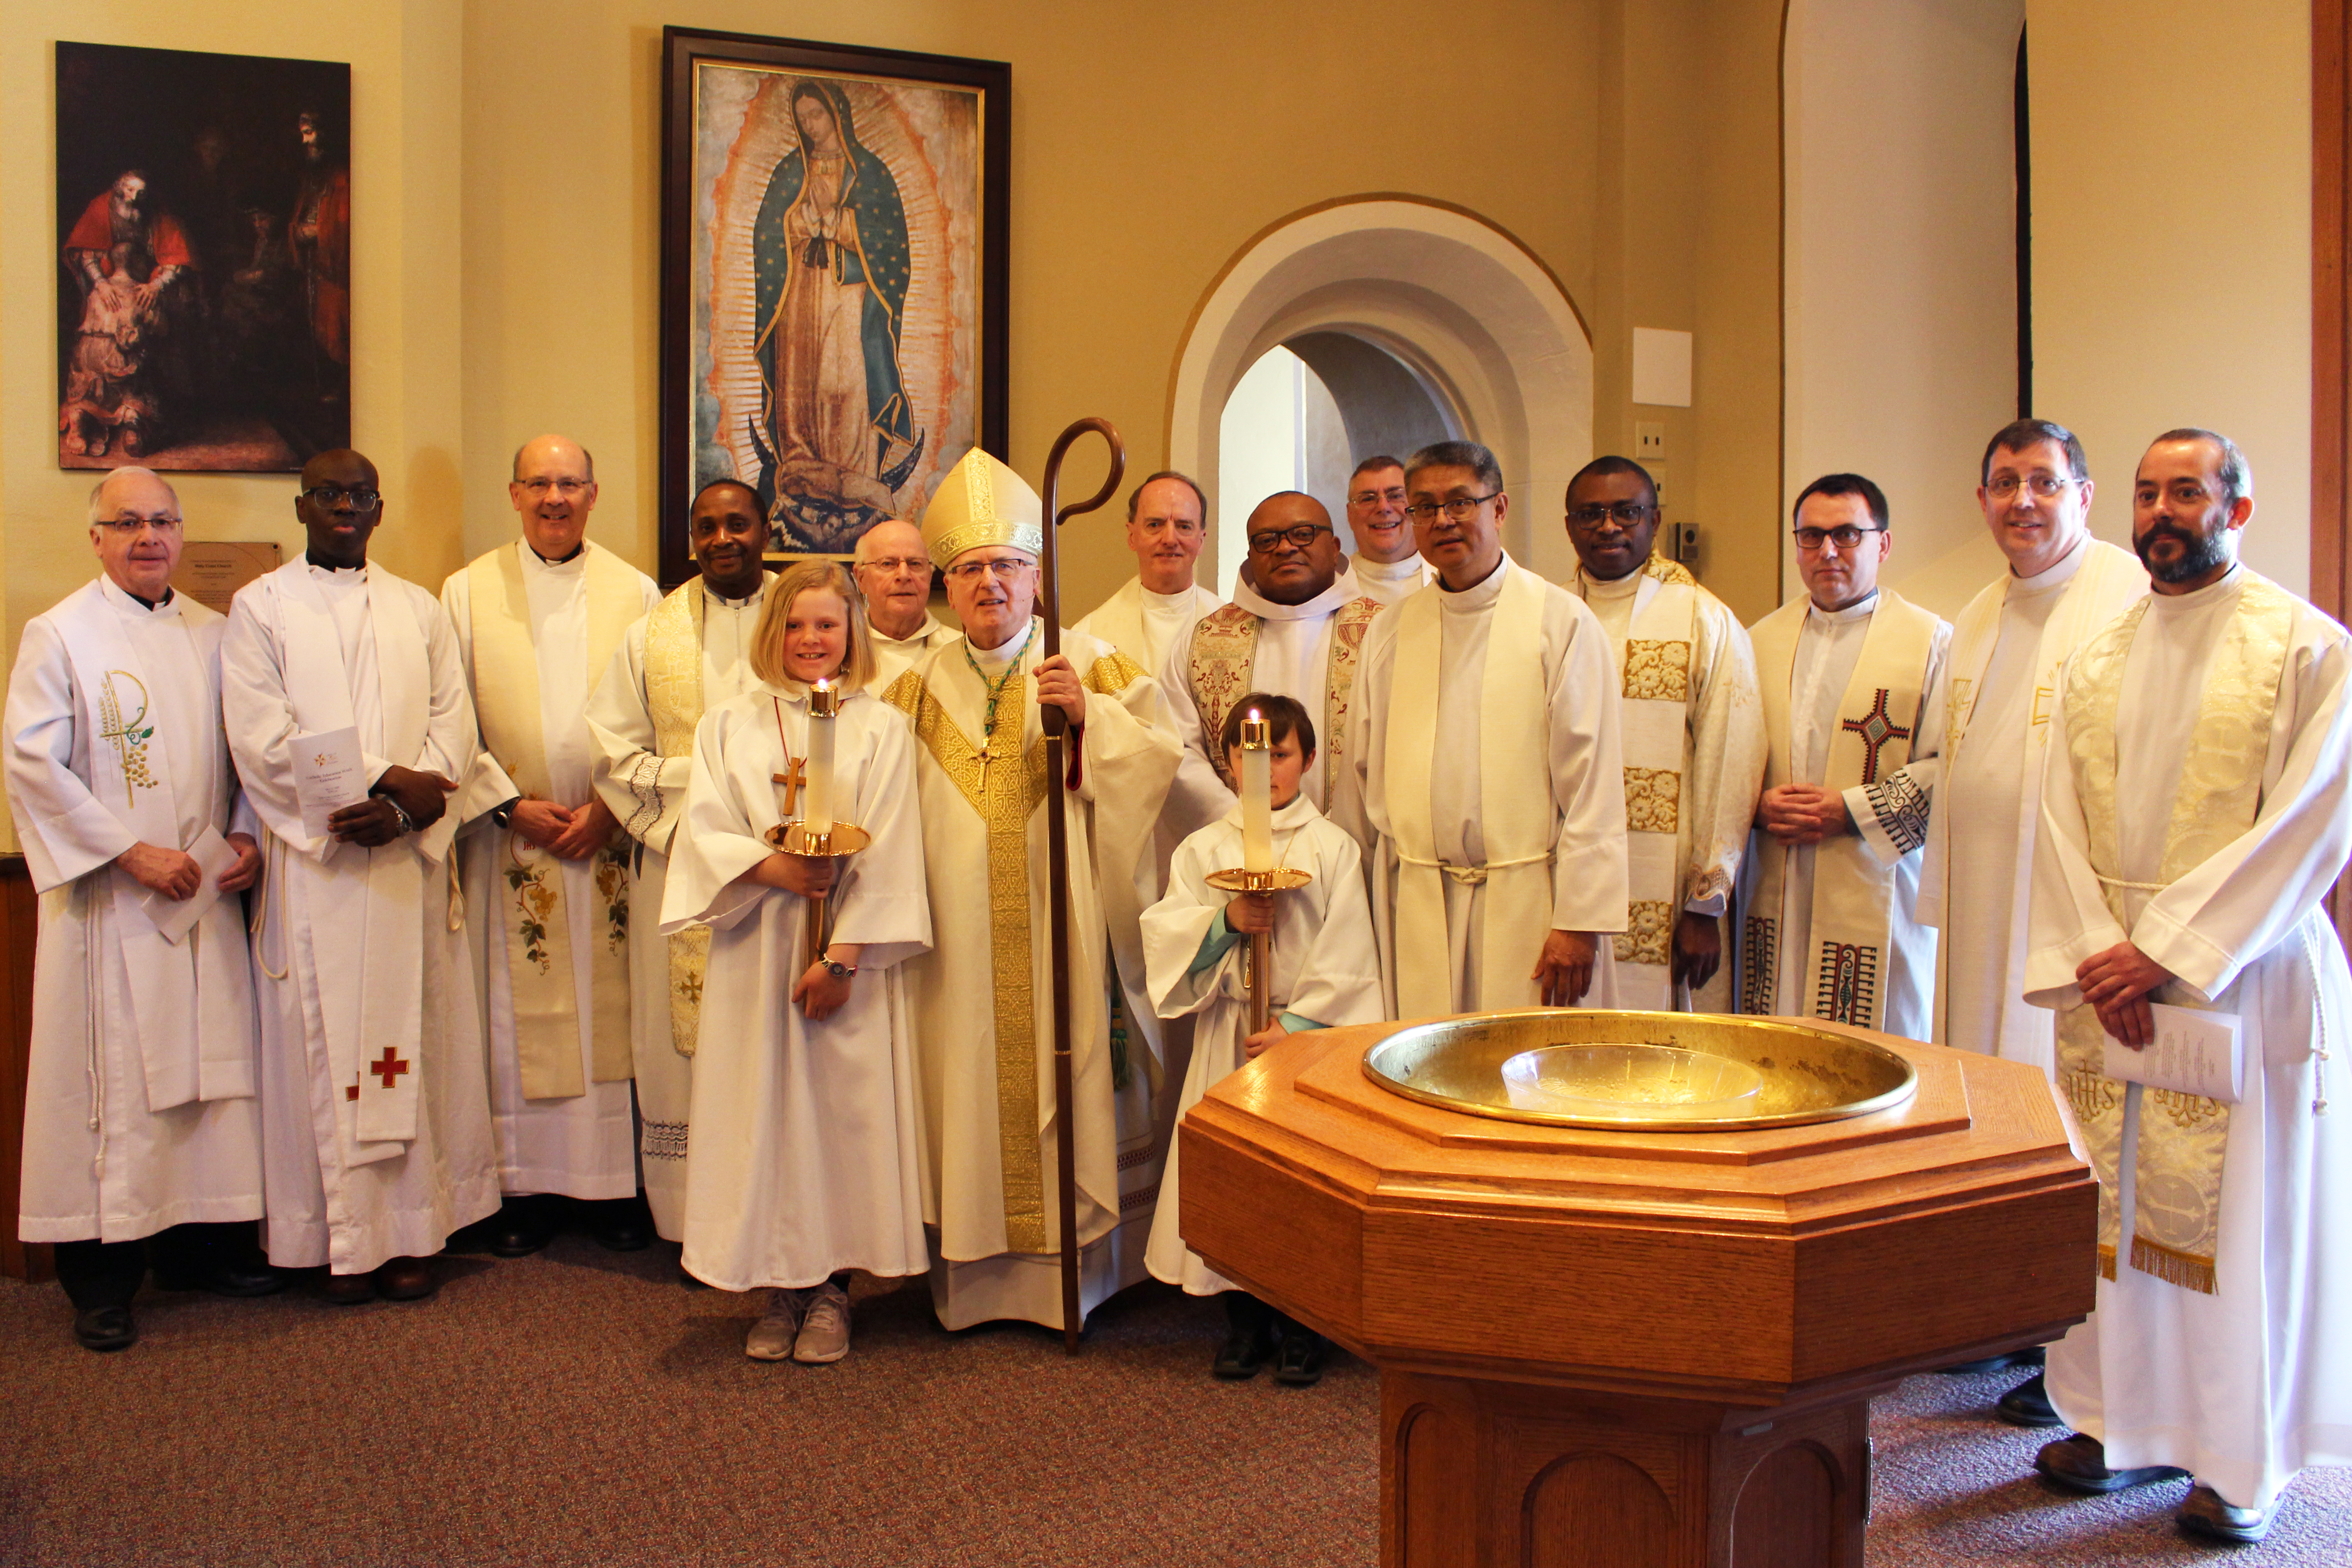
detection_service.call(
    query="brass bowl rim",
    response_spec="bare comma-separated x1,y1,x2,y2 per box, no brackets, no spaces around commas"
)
1360,1009,1919,1132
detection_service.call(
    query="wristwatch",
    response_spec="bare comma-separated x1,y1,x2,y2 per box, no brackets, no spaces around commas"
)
821,956,857,980
385,798,416,836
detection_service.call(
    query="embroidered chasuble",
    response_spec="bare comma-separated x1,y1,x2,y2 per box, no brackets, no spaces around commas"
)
1741,588,1947,1036
459,541,649,1102
880,622,1180,1329
2024,564,2352,1513
1922,537,2146,1070
1571,556,1766,1010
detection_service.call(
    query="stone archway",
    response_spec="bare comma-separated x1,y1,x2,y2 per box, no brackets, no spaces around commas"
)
1167,195,1594,581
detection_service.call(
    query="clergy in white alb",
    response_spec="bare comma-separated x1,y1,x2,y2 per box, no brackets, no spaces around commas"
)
853,517,960,688
221,448,498,1292
442,436,659,1249
587,477,774,1241
2024,431,2352,1539
1342,456,1434,607
1070,471,1223,675
1562,457,1765,1012
660,563,930,1365
9,468,272,1346
879,447,1181,1331
1922,420,2146,1076
1344,440,1629,1016
1740,474,1948,1040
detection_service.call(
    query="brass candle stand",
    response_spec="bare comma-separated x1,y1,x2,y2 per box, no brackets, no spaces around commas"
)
1203,866,1314,1032
765,818,872,957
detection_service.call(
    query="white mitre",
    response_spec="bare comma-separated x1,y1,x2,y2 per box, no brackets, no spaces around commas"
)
921,448,1044,567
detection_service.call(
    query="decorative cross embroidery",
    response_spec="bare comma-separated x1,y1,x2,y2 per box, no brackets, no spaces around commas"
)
369,1047,411,1090
773,758,807,814
95,670,158,807
1839,688,1912,784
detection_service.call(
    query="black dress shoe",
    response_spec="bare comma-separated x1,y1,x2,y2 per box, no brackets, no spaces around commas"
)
72,1305,137,1352
375,1256,436,1302
1213,1327,1274,1380
1941,1350,2039,1375
1998,1372,2062,1428
1273,1330,1327,1387
2178,1483,2272,1544
488,1198,553,1258
2034,1433,2190,1494
585,1197,652,1252
197,1255,287,1298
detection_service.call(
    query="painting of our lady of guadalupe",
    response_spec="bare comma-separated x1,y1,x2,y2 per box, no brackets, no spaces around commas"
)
671,36,1006,571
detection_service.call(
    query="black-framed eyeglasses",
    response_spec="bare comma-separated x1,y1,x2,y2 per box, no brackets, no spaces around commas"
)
1404,492,1502,524
93,515,183,535
1984,474,2076,500
1566,501,1656,529
302,484,382,510
1792,524,1885,551
1246,523,1332,553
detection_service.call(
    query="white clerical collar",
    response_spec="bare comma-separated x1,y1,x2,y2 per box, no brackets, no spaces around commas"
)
876,613,940,646
98,574,177,618
707,569,771,610
2148,562,2246,618
1232,571,1352,623
1574,564,1644,602
1439,553,1513,612
306,557,368,582
525,539,587,575
1353,553,1425,583
1806,589,1880,626
2012,532,2093,595
968,617,1036,672
1139,580,1200,610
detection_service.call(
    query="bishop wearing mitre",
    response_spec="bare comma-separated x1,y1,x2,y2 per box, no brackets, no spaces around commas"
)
443,435,660,1257
222,448,498,1302
586,478,774,1242
1344,440,1630,1015
880,447,1182,1331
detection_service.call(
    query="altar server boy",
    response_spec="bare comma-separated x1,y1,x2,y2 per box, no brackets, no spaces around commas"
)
661,561,931,1366
1142,692,1382,1385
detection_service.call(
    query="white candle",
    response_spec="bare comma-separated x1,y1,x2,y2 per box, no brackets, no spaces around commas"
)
806,679,838,835
1240,710,1273,873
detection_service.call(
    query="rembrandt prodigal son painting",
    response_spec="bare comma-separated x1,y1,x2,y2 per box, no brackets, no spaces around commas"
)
661,29,1009,583
55,41,351,472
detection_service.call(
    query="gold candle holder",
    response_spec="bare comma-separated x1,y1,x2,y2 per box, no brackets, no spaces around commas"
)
1203,865,1314,1034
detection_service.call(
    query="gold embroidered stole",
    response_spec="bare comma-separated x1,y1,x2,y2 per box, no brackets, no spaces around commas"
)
1185,598,1382,790
1742,591,1936,1028
882,646,1147,1251
642,577,712,1059
466,543,642,1098
2056,574,2293,1292
1584,557,1700,985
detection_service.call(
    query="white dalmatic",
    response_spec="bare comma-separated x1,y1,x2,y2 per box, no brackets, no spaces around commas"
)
1139,799,1381,1294
443,543,659,1202
659,684,931,1292
1345,555,1630,1015
1348,553,1434,608
9,577,262,1244
1923,537,2145,1073
1072,575,1222,680
222,558,498,1274
867,612,961,692
585,573,770,1241
2027,564,2352,1512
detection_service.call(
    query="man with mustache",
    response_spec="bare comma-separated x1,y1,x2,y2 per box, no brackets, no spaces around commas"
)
855,516,959,688
442,435,660,1258
1072,471,1224,675
2022,429,2352,1545
1738,473,1948,1041
1340,456,1432,606
587,478,774,1242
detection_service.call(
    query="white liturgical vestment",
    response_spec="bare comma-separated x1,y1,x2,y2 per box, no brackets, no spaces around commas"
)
1345,554,1630,1015
223,558,498,1274
444,543,659,1203
1072,575,1222,680
586,572,770,1239
867,612,960,691
9,577,263,1244
1347,553,1433,608
2026,564,2352,1512
1924,536,2145,1073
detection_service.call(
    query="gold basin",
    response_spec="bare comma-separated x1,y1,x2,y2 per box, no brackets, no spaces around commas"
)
1361,1009,1917,1131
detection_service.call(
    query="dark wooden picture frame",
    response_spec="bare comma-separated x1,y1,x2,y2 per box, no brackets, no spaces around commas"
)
658,26,1009,587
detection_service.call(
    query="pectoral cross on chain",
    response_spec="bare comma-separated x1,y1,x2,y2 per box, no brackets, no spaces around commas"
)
973,737,998,793
773,758,807,814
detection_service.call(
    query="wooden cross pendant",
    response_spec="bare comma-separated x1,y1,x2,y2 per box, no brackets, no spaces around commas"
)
773,757,807,814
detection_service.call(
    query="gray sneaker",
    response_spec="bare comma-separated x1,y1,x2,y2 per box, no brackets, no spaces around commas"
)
744,1289,806,1360
793,1283,852,1364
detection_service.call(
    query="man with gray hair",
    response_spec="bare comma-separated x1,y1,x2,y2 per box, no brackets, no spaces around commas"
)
854,516,958,688
8,467,274,1350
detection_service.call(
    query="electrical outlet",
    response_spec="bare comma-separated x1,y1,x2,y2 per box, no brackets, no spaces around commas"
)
1673,522,1701,568
1635,421,1666,462
1648,462,1668,504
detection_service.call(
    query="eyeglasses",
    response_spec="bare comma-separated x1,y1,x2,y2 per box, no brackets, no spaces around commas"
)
1351,488,1406,507
301,484,381,509
1566,502,1656,528
856,555,932,577
1985,474,2076,499
94,515,182,535
518,478,591,498
1245,523,1332,553
1792,525,1885,551
945,555,1033,582
1404,492,1502,524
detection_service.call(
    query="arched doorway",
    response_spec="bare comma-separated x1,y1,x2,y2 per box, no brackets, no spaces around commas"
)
1170,195,1594,584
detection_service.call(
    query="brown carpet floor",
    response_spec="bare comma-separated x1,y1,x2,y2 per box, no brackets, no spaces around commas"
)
2,1235,2345,1566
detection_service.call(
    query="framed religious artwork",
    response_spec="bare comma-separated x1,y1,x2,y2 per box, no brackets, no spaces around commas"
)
55,41,350,472
659,27,1010,586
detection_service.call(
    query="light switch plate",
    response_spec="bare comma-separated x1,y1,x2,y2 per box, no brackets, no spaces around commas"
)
1635,421,1666,462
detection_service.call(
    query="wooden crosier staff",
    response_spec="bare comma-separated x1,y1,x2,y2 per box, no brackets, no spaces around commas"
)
1038,415,1125,1353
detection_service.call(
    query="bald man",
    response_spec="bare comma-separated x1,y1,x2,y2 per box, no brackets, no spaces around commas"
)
854,518,958,688
442,435,659,1256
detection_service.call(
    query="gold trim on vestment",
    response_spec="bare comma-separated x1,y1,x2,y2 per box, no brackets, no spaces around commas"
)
1184,598,1379,792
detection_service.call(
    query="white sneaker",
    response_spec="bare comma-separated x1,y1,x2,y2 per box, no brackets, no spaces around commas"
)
792,1283,852,1364
744,1289,806,1360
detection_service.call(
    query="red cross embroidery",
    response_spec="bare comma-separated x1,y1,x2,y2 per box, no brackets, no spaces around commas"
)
368,1047,411,1090
1839,688,1912,784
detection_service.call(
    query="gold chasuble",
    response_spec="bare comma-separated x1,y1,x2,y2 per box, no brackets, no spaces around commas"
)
2054,576,2294,1292
466,542,642,1099
640,577,712,1059
1185,597,1382,792
1744,591,1938,1029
